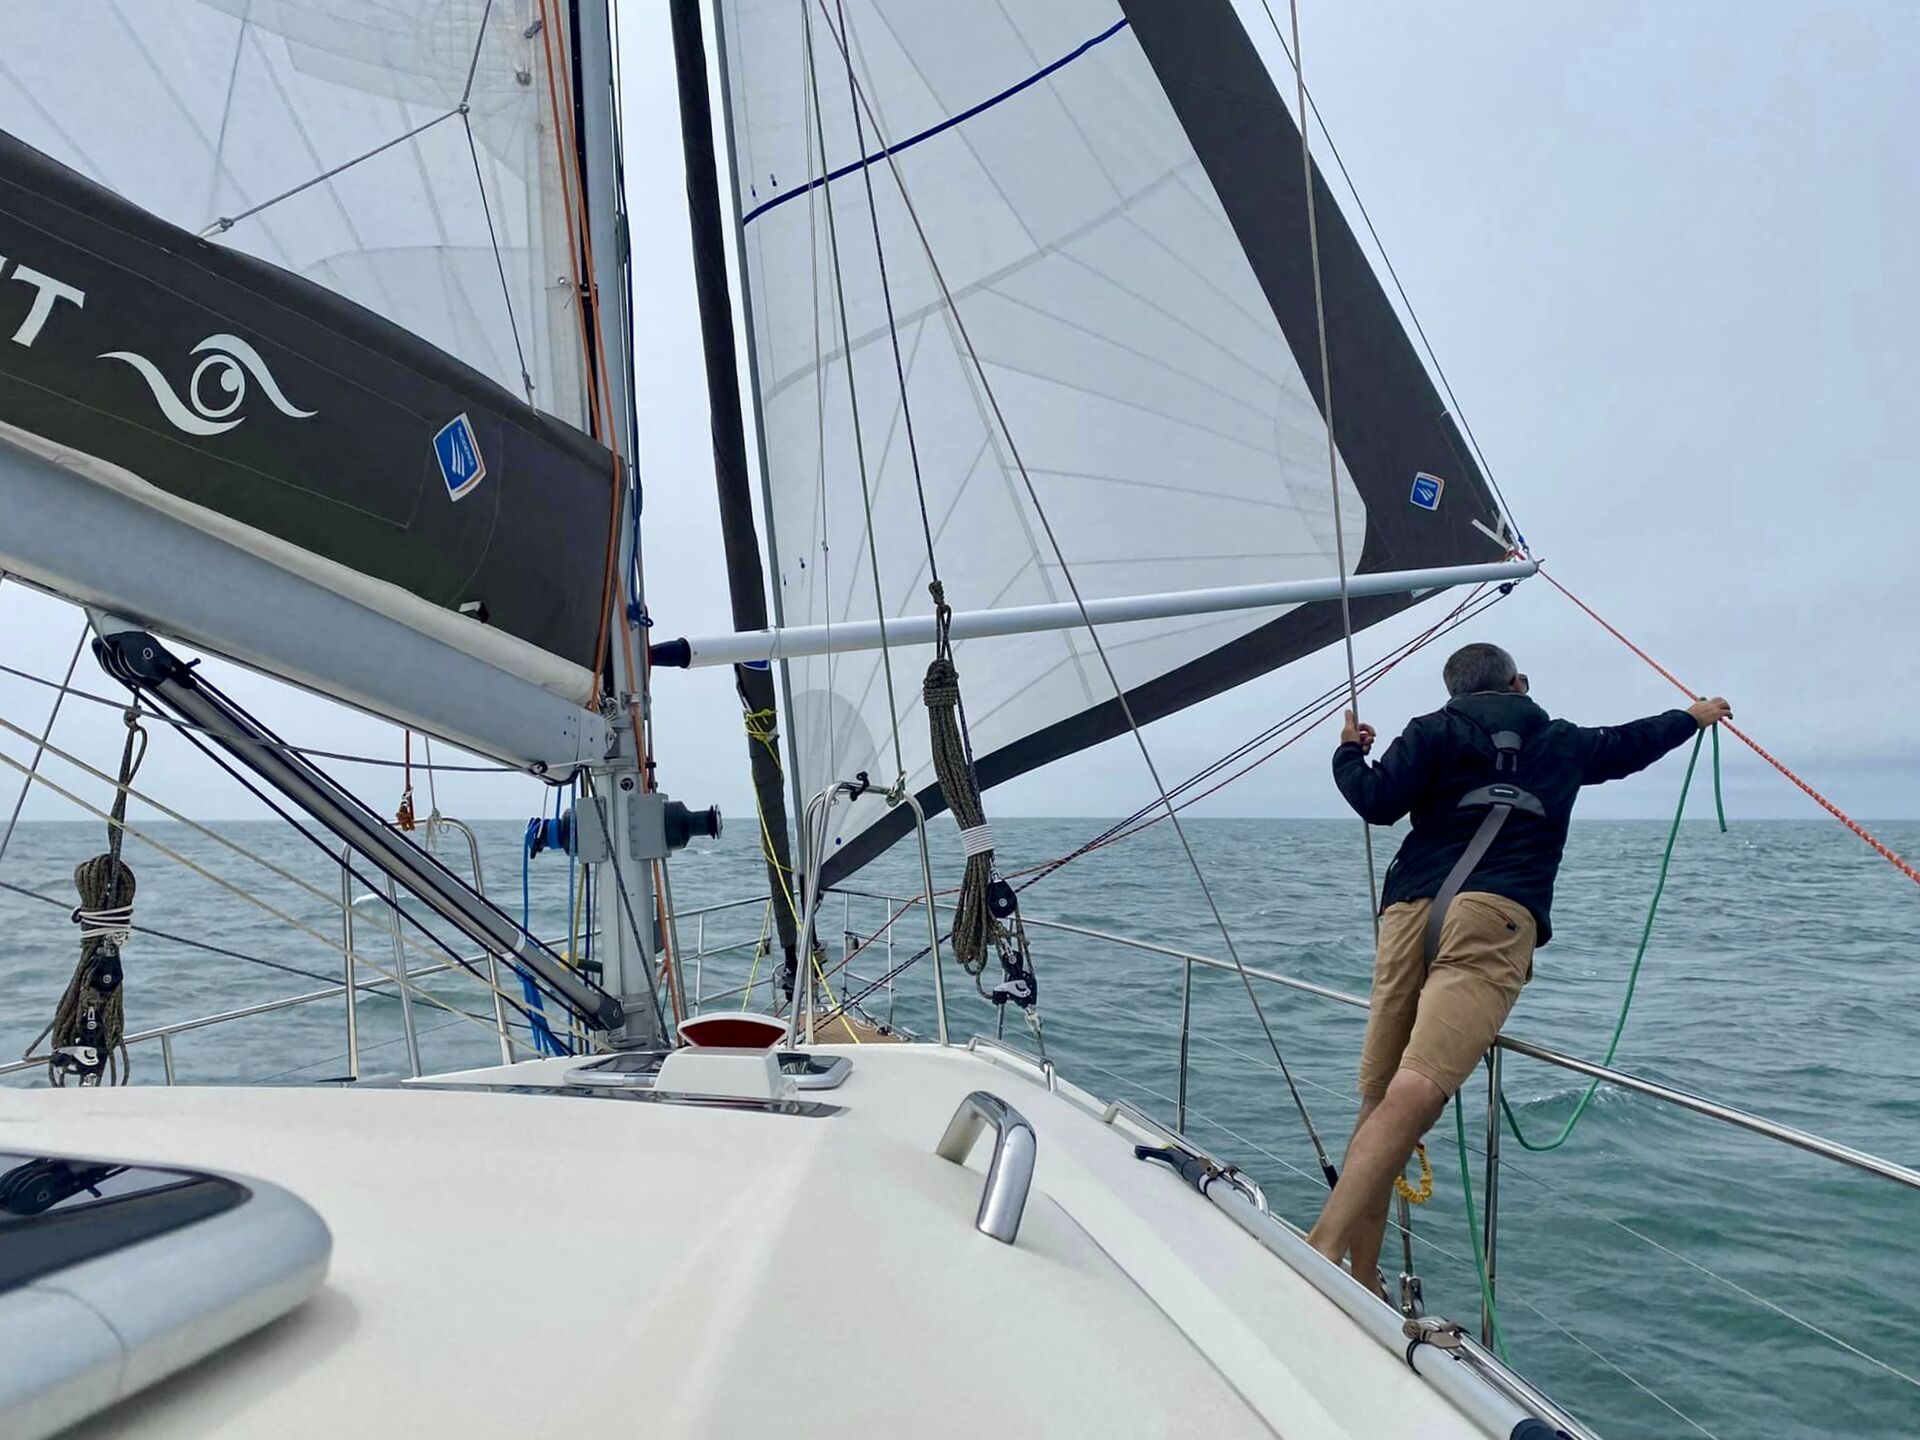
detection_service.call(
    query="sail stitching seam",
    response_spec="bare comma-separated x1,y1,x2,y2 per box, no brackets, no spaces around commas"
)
742,17,1131,225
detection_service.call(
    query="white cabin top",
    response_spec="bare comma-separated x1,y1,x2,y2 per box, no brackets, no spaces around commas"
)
1,1043,1520,1438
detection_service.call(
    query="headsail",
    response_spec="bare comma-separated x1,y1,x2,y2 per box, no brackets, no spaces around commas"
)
713,0,1515,880
0,2,615,711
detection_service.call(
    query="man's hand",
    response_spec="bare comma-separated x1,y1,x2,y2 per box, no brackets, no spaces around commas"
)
1341,709,1377,753
1688,696,1732,729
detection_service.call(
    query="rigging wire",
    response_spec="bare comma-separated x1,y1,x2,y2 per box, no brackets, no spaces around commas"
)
1116,969,1920,1395
831,0,940,588
802,0,908,784
1250,1,1528,547
799,3,1342,1185
455,0,536,403
0,742,551,1059
828,0,1019,1019
157,710,583,1052
0,622,88,867
1013,584,1510,891
0,877,337,987
200,107,466,238
463,114,536,403
1281,0,1381,930
0,706,528,1002
0,660,517,770
802,39,848,785
804,584,1511,1023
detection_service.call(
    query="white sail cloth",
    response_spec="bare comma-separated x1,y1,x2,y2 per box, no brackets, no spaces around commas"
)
0,0,587,431
720,0,1369,861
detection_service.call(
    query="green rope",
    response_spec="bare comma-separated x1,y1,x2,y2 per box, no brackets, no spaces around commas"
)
1454,721,1726,1359
1453,1095,1513,1363
1499,725,1724,1152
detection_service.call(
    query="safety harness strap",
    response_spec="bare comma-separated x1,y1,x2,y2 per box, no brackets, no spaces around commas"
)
1423,805,1514,966
1423,727,1540,966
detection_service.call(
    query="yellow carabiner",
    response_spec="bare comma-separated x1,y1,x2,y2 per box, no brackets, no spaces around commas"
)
1393,1141,1434,1205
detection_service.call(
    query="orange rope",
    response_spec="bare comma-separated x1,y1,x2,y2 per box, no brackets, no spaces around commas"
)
1540,566,1920,888
532,0,634,706
530,5,683,1031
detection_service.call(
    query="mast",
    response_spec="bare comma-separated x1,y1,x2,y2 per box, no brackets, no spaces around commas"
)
667,0,801,978
576,0,673,1050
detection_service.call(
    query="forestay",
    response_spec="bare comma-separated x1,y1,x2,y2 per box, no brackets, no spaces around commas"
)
0,1,614,700
716,0,1515,880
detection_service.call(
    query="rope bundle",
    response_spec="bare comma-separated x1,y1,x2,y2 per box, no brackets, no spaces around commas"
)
49,855,136,1085
923,649,997,976
44,708,145,1086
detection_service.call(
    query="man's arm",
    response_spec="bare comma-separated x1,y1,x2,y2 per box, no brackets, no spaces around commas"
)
1333,712,1429,825
1579,697,1731,784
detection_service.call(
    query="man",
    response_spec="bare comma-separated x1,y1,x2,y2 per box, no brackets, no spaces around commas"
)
1306,641,1730,1289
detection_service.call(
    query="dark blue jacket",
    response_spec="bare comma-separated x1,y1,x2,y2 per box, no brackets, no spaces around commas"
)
1332,691,1697,944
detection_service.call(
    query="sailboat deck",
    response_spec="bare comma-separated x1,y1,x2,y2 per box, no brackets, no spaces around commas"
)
0,1042,1512,1438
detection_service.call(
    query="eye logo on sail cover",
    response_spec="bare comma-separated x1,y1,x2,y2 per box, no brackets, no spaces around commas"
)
98,333,316,437
433,413,487,501
1409,472,1445,511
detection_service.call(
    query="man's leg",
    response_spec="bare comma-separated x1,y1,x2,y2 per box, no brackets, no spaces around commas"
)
1334,1097,1391,1296
1312,891,1534,1278
1308,1069,1445,1266
1311,901,1428,1276
1344,1098,1395,1295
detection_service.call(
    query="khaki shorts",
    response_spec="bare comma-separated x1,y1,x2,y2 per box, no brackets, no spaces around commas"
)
1356,892,1536,1100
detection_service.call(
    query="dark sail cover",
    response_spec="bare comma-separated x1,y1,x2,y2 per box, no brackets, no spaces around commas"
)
0,133,614,683
715,0,1516,881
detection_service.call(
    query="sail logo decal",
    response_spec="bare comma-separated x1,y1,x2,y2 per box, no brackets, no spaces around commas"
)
98,333,317,437
1409,472,1445,511
432,413,486,501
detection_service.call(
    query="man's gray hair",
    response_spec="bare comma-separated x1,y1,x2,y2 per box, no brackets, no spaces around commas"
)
1444,642,1518,697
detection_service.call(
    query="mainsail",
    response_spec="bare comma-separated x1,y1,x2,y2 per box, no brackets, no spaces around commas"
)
712,0,1515,880
0,1,616,714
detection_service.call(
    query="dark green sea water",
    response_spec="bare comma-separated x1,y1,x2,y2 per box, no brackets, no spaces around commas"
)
3,815,1916,1437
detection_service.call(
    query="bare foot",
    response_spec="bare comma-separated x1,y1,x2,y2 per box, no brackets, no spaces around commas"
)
1306,1224,1343,1265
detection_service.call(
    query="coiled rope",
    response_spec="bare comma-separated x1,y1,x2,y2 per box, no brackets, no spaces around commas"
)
923,584,995,979
45,707,147,1085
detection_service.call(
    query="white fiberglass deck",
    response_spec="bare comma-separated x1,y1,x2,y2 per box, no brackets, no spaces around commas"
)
0,1043,1505,1438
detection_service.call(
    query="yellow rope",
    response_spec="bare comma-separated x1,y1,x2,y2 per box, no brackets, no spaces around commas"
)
809,948,862,1045
743,707,801,928
740,897,775,1011
1393,1141,1434,1205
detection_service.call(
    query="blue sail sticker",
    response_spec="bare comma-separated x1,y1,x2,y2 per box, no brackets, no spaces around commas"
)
1409,471,1444,511
433,413,487,501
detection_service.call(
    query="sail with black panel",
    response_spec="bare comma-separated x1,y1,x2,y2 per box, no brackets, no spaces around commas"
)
0,1,621,769
0,0,673,1047
686,0,1523,884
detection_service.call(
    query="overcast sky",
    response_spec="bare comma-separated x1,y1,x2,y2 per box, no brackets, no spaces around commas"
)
2,0,1915,832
